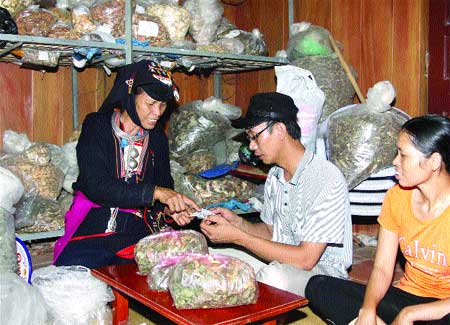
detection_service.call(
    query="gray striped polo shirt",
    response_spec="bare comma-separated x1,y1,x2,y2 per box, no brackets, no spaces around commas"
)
260,149,353,276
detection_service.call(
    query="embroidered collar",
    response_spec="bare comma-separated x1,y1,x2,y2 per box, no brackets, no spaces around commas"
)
111,111,148,142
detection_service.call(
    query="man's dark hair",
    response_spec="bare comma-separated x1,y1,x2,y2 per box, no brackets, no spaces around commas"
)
267,120,301,140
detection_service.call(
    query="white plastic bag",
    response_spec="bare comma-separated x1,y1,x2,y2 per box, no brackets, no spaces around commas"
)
2,129,32,154
0,166,24,213
0,273,49,325
276,65,325,152
32,265,114,325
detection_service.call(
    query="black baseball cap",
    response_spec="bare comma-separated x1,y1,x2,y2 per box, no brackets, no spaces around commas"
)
232,92,298,129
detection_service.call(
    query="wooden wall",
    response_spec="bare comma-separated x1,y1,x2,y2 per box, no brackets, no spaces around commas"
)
0,0,428,149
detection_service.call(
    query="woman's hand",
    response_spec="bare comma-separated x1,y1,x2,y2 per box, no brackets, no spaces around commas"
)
355,308,386,325
153,186,199,226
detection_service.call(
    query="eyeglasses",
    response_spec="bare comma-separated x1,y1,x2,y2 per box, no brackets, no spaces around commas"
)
246,123,272,142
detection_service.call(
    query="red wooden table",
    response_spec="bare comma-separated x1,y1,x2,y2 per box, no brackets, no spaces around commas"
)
91,262,308,325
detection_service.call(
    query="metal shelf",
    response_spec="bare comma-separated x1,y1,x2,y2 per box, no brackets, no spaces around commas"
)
16,229,64,241
0,34,288,72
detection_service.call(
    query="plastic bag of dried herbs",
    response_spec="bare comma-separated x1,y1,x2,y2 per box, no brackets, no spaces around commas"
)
0,207,18,273
325,81,409,190
146,253,197,291
168,253,258,309
178,149,217,174
134,229,209,275
286,22,332,59
168,100,231,157
292,54,356,124
175,174,256,206
183,0,223,45
17,196,64,233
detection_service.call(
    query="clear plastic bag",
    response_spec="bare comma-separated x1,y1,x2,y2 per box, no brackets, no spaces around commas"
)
183,0,223,45
146,254,191,291
15,6,57,36
168,100,231,157
325,81,409,189
131,13,170,46
0,207,18,273
134,229,209,275
90,0,125,36
0,166,24,213
13,188,38,230
2,159,64,200
286,22,333,60
72,5,97,33
32,265,114,325
178,149,217,174
168,253,258,309
0,0,33,18
48,21,81,39
229,28,268,56
2,129,32,154
43,143,70,175
176,174,256,206
0,273,49,325
23,143,51,166
292,54,356,124
21,48,61,67
17,196,64,233
146,3,190,42
200,96,242,120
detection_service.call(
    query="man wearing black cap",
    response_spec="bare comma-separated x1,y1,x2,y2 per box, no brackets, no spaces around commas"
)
201,92,352,296
54,60,200,269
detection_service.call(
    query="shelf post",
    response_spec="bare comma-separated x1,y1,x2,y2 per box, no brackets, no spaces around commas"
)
288,0,294,37
125,0,132,64
213,73,222,99
72,66,79,130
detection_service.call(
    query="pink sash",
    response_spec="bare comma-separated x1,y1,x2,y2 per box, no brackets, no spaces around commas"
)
53,191,100,263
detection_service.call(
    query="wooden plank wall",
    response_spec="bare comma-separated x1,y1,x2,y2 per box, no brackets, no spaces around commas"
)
0,0,428,150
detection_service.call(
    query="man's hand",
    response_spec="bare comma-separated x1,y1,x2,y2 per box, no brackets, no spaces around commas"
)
200,214,244,244
208,207,243,228
154,186,199,226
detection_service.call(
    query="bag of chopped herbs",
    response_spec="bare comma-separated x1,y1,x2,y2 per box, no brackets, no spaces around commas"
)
325,81,409,190
0,144,65,200
168,253,258,309
146,253,200,291
168,100,231,157
286,22,332,59
17,196,64,233
292,54,356,124
134,230,208,275
174,174,256,206
0,207,18,273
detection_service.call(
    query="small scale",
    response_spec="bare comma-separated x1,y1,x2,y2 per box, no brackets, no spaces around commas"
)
16,237,32,283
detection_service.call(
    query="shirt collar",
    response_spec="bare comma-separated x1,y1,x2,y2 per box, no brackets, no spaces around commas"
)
274,149,314,185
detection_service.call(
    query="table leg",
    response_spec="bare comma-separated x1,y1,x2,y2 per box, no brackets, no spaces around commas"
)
112,289,129,325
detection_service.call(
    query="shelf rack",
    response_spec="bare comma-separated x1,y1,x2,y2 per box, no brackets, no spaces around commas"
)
0,33,288,72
